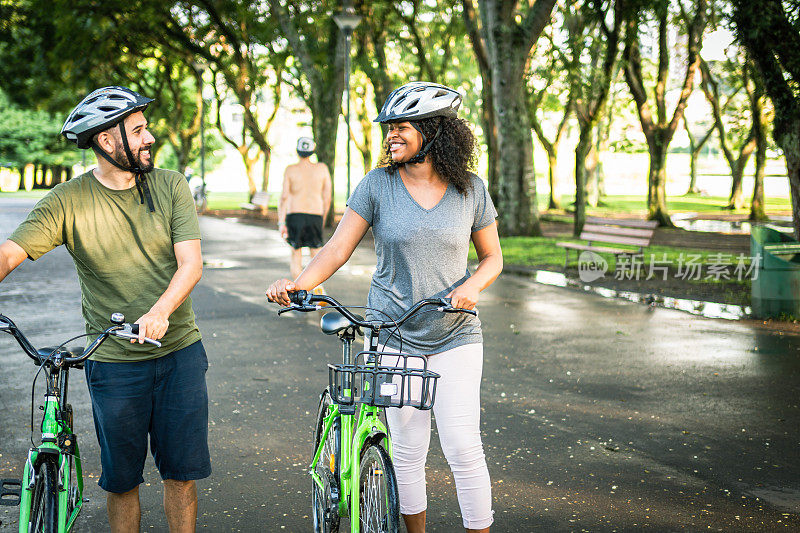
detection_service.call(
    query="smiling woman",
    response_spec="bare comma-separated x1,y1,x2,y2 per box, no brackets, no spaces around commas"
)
378,114,478,196
267,81,502,533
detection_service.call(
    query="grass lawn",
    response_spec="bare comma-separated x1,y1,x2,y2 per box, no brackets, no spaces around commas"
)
541,193,791,215
0,190,49,199
472,236,751,271
207,192,286,210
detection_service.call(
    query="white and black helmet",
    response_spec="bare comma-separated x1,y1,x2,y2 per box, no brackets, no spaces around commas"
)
373,81,462,123
61,86,153,149
296,136,316,154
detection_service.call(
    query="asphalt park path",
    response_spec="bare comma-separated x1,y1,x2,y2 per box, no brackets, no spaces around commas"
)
1,196,800,532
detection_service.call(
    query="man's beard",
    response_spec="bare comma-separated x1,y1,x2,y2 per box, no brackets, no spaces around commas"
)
112,145,154,172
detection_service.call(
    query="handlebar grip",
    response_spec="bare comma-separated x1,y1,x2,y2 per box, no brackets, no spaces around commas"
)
437,297,478,316
115,324,162,347
289,290,308,305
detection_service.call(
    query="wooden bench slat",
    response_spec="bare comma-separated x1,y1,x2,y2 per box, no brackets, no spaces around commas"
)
558,218,655,270
556,242,636,255
582,224,655,239
240,192,271,214
578,232,651,247
586,216,658,229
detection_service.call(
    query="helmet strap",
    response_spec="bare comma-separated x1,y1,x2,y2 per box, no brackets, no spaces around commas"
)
407,121,442,165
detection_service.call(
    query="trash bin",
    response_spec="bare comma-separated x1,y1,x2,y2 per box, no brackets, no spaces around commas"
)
751,225,800,319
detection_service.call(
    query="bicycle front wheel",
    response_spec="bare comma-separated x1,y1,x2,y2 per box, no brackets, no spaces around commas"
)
312,389,340,533
359,444,399,533
27,457,58,533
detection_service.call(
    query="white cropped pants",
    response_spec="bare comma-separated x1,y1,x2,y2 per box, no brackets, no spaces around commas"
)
382,342,493,530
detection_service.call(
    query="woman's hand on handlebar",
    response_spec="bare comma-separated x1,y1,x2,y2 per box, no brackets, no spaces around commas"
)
266,278,296,307
446,281,479,311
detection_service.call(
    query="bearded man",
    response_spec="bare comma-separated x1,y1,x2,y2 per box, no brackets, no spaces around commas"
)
0,86,210,532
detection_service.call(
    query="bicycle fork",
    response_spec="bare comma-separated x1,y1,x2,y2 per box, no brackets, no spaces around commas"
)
18,395,83,533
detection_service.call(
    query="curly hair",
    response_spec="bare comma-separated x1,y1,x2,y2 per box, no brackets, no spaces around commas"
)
378,116,478,195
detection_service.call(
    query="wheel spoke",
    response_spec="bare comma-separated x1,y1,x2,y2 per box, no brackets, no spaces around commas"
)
360,445,398,533
312,391,340,533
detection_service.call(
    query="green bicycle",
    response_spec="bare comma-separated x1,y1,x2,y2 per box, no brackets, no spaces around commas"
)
0,312,160,533
278,290,476,533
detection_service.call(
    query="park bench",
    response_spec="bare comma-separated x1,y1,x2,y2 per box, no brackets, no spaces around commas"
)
556,216,658,270
763,243,800,256
240,191,271,216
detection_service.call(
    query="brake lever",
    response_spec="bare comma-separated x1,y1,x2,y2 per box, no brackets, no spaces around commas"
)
277,305,320,316
437,305,478,317
112,324,162,347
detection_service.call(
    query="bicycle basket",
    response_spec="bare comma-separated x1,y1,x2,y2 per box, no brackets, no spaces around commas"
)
328,351,440,410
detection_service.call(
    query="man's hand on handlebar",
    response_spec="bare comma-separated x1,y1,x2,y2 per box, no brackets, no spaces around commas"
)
133,310,169,344
266,278,297,307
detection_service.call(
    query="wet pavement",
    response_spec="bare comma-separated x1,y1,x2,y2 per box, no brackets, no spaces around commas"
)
1,196,800,531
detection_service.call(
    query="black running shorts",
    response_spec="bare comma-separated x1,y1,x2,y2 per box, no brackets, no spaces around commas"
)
286,213,324,249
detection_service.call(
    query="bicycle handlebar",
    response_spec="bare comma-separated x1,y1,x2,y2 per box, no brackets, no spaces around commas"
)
276,290,477,331
0,313,161,366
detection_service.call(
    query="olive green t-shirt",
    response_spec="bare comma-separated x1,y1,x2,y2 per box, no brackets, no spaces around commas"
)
9,168,202,362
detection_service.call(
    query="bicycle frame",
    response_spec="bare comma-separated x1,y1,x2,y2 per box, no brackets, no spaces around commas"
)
309,328,391,532
18,363,83,533
282,291,474,532
0,314,159,533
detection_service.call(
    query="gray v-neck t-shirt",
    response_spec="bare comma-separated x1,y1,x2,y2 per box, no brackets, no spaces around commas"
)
346,167,497,354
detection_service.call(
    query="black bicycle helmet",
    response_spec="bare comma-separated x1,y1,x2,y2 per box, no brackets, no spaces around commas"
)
62,86,157,212
374,82,462,164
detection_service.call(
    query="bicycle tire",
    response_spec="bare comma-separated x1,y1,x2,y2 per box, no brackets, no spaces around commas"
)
312,470,340,533
65,453,79,524
27,457,59,533
359,443,399,533
312,389,340,532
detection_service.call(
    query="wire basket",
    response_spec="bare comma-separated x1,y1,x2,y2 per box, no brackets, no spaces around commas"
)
328,351,440,410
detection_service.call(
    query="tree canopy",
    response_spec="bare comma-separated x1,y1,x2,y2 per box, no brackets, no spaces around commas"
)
0,0,797,235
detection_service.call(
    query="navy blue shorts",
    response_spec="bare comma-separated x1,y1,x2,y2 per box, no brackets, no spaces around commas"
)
84,340,211,493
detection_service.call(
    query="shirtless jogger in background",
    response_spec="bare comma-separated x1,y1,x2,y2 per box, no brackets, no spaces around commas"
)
278,137,332,281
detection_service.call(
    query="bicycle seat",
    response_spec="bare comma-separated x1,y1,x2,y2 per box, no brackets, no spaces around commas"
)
37,346,86,367
320,312,363,336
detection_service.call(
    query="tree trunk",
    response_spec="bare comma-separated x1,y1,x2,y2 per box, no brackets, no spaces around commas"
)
32,164,44,189
174,143,189,178
481,83,500,201
493,76,541,236
547,152,561,210
750,74,768,222
750,145,767,221
727,134,755,210
732,0,800,237
623,0,705,226
462,0,499,200
595,127,608,201
313,108,340,226
585,142,601,207
262,147,272,193
684,119,700,194
574,128,592,236
647,135,673,226
238,146,259,199
783,125,800,241
476,0,555,236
